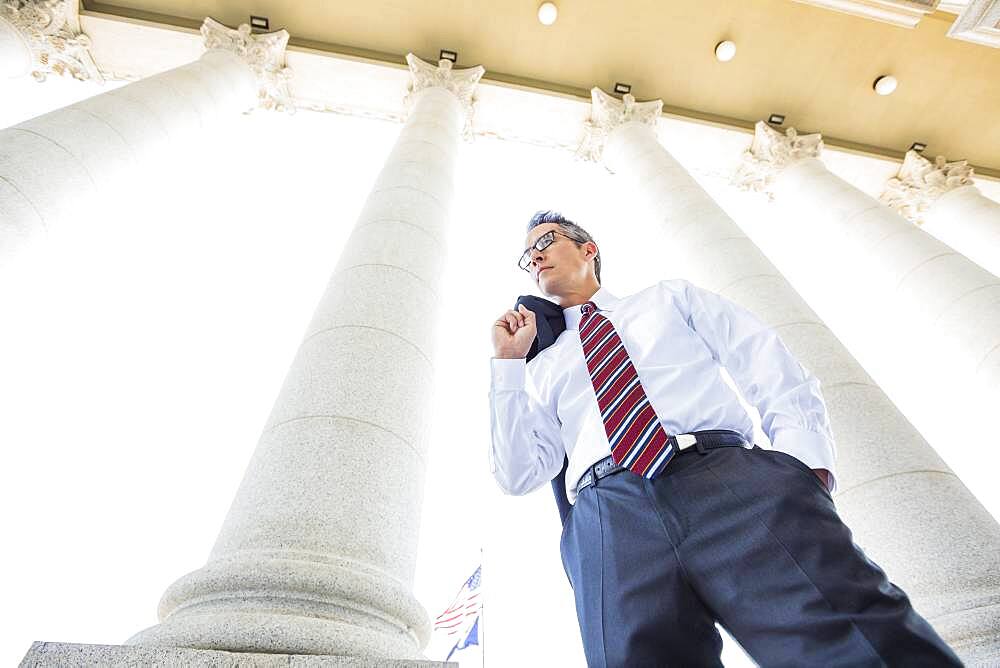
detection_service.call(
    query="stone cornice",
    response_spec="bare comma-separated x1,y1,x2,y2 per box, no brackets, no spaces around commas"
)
947,0,1000,47
0,0,102,82
200,17,292,112
939,1,970,12
790,0,939,28
880,150,977,223
404,53,485,140
733,121,824,195
577,87,663,163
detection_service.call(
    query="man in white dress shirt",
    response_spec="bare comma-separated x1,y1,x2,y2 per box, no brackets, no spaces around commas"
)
488,211,962,667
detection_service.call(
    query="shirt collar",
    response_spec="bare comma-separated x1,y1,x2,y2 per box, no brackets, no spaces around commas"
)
564,286,620,331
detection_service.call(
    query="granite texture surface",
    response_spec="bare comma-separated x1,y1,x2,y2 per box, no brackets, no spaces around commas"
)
20,642,457,667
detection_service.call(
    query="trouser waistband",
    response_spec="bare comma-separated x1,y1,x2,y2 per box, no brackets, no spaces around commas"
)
575,429,751,494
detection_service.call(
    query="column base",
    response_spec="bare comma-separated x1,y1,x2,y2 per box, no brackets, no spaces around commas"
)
127,609,422,659
19,642,457,667
124,553,430,658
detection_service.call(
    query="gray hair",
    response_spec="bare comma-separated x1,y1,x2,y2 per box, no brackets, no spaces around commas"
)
526,210,602,283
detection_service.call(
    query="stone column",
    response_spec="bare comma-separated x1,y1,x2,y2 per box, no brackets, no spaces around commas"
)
735,122,1000,406
0,0,100,81
127,55,484,660
583,89,1000,662
0,18,288,261
881,150,1000,279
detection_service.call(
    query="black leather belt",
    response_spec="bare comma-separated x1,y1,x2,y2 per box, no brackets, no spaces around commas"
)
575,429,751,494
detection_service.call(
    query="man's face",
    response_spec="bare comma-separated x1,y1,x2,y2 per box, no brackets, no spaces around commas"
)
523,223,596,297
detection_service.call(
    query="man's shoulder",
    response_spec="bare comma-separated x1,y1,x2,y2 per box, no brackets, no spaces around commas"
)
620,279,694,305
653,278,695,293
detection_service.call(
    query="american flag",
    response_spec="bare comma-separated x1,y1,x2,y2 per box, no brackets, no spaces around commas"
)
434,565,482,638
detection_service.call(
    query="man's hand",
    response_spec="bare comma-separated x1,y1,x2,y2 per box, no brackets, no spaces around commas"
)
812,468,832,492
492,304,537,359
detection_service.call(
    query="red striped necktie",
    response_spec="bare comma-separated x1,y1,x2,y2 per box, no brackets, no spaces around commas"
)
578,301,675,478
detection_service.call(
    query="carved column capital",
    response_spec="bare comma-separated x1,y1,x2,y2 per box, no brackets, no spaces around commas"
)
732,121,824,195
577,87,663,163
200,17,292,112
880,150,977,224
404,53,485,140
0,0,102,82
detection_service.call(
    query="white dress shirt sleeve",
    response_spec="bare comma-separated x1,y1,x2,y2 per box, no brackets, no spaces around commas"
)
679,281,839,492
488,357,567,495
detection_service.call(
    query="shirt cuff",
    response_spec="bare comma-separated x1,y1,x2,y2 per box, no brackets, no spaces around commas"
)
491,357,527,391
770,428,838,493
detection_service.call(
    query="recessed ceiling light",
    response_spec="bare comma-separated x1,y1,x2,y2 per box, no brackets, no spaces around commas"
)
873,75,898,96
715,40,736,62
538,2,558,25
768,113,785,125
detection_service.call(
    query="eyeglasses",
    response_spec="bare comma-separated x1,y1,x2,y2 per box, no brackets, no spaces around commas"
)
518,230,574,271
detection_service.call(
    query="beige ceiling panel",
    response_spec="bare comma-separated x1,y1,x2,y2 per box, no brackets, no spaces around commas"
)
81,0,1000,173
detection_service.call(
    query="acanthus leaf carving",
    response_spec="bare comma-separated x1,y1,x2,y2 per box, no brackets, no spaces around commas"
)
404,53,485,141
577,87,663,164
201,17,293,113
732,121,823,198
880,150,977,224
0,0,102,83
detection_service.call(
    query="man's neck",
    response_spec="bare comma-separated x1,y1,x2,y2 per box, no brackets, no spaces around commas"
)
553,282,601,308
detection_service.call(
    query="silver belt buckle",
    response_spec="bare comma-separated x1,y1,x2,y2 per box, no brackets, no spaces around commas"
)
675,433,697,450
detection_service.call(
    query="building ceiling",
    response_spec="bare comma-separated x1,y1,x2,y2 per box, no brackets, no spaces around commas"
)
83,0,1000,175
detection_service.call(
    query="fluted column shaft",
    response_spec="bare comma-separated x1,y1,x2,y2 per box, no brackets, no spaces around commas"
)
596,103,1000,661
128,57,484,659
0,48,255,260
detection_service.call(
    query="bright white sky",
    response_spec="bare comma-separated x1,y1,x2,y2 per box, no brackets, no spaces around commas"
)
2,74,997,668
